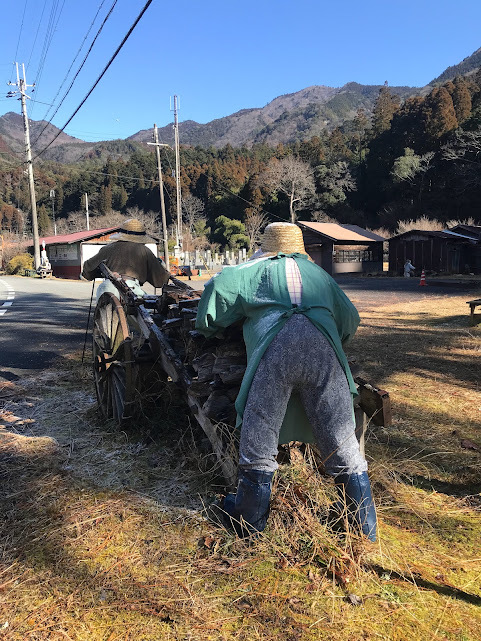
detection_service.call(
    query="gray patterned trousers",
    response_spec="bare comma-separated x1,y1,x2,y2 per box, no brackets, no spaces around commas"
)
239,314,367,477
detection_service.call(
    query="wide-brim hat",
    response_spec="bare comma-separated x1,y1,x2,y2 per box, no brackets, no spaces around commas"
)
110,218,154,244
250,222,308,259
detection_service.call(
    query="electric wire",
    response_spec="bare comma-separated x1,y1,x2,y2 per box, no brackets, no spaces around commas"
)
38,0,113,127
26,0,48,72
33,0,154,161
31,0,118,147
31,0,67,117
10,0,29,82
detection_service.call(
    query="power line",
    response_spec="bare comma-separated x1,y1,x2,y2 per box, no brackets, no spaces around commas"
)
30,0,66,115
26,0,48,72
33,0,154,161
11,0,29,82
38,0,114,128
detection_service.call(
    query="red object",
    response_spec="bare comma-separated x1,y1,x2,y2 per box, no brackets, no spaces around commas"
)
419,269,427,286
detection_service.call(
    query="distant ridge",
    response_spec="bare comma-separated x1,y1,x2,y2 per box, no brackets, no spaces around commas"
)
128,82,417,149
430,46,481,84
0,111,81,156
0,44,480,163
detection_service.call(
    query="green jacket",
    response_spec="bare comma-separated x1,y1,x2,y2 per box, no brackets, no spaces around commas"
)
195,253,360,444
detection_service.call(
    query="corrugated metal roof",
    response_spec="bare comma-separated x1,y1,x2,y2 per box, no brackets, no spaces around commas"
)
389,229,472,241
298,221,385,242
40,227,119,245
448,224,481,238
443,230,478,241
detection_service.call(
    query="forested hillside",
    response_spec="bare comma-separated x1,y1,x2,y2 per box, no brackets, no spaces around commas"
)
1,70,481,251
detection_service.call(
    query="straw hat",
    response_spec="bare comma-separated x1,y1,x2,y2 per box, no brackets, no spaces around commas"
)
110,219,153,244
251,222,308,259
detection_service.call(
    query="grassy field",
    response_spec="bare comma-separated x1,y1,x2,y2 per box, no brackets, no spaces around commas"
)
0,292,480,640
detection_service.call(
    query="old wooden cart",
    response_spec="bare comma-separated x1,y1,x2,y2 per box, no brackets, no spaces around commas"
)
92,263,391,488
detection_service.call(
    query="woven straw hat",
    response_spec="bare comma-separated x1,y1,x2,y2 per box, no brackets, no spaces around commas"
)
110,219,153,244
251,222,308,259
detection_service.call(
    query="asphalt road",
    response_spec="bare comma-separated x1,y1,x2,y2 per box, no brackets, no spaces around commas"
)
0,273,477,383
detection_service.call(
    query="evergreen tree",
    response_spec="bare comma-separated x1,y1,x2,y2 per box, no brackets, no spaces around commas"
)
213,215,249,250
113,185,128,211
390,97,425,153
37,204,52,235
351,108,370,163
99,185,113,215
371,82,400,136
55,185,64,215
452,77,472,123
423,87,458,140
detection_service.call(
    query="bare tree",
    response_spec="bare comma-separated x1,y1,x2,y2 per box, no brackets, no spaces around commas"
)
182,195,205,234
443,130,481,194
260,155,316,223
244,209,268,251
0,231,30,268
56,211,90,234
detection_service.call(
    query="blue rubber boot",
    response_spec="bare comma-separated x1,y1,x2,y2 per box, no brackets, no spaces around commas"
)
334,472,377,542
223,469,274,537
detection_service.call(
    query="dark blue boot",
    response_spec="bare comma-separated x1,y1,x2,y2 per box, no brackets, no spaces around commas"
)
334,472,377,542
223,469,274,537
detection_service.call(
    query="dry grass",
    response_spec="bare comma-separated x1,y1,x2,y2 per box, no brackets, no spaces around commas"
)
0,293,480,640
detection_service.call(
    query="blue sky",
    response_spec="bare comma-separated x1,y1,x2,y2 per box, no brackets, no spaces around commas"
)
1,0,481,143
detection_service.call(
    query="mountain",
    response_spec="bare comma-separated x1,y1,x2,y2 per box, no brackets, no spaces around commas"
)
430,46,481,85
0,134,14,159
0,112,82,156
1,45,481,161
128,82,418,148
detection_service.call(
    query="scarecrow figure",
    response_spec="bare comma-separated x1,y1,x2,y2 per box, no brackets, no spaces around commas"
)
196,222,377,541
81,218,170,299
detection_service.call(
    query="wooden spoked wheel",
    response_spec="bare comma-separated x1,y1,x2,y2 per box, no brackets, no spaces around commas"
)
93,292,136,424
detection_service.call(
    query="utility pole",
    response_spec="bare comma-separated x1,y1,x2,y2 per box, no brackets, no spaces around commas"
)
171,95,182,249
8,63,40,268
147,125,170,271
85,193,90,230
50,189,57,235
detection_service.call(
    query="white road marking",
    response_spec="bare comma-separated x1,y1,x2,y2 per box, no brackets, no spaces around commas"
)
0,280,15,316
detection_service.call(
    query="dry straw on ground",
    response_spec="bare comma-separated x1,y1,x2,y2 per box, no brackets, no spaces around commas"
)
0,293,480,640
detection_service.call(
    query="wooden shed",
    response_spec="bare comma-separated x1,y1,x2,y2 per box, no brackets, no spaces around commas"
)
37,228,158,279
297,222,385,275
447,225,481,273
388,229,477,275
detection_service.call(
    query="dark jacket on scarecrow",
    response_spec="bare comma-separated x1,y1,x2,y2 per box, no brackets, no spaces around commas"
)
196,222,377,541
82,219,169,299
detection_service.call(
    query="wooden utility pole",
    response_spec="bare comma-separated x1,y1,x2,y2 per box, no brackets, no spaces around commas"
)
9,64,40,268
85,193,90,230
148,125,170,271
172,95,182,248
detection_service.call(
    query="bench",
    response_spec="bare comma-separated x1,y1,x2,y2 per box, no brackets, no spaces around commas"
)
467,298,481,325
